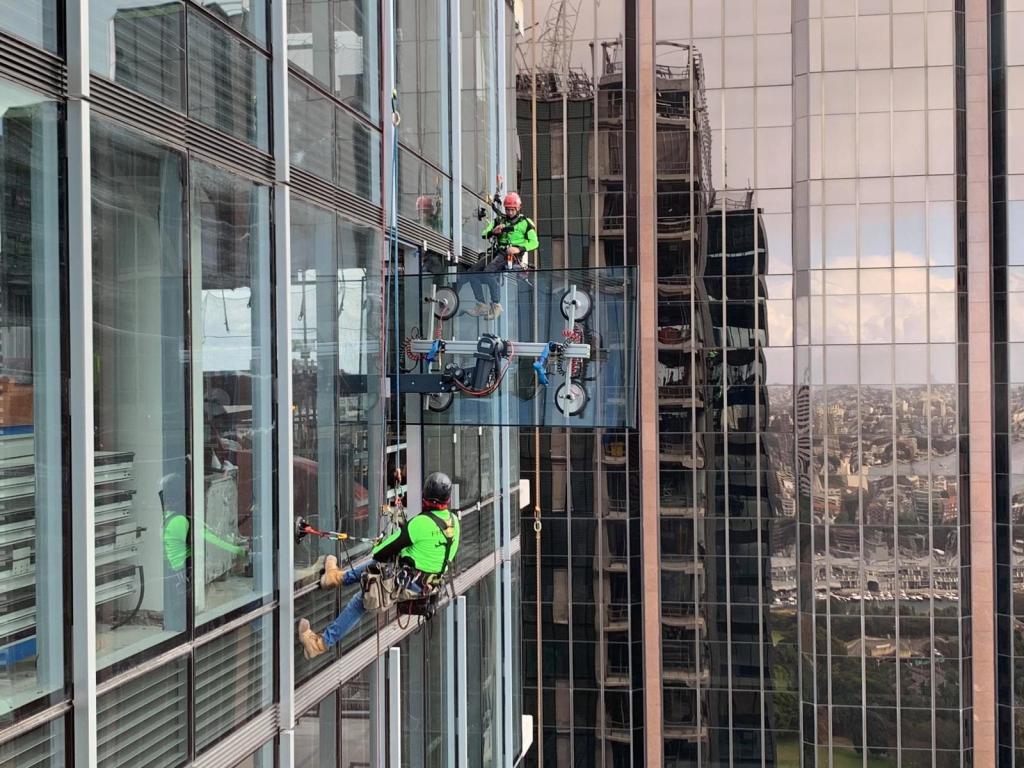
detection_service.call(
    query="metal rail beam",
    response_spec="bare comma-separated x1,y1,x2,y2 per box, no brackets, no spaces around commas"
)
407,340,591,358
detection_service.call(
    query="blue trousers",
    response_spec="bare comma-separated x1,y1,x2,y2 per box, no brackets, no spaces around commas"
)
320,561,421,647
461,253,506,305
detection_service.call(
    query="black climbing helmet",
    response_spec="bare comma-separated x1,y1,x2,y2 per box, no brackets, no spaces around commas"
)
422,471,452,508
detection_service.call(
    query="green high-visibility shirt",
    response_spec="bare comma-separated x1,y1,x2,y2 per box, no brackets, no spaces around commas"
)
163,512,247,572
372,508,461,575
482,215,539,252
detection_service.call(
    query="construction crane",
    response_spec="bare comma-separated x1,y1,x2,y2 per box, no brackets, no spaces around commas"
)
517,0,596,99
539,0,582,82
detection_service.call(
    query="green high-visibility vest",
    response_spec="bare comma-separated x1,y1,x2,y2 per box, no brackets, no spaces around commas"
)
372,509,461,575
482,215,539,252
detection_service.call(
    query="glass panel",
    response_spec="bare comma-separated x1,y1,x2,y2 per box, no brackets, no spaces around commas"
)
291,200,336,583
295,692,338,767
190,162,273,622
289,75,336,181
334,0,380,120
97,657,188,767
400,266,637,427
398,149,450,235
511,552,523,760
194,615,274,750
466,575,498,767
188,11,270,150
400,623,448,766
0,716,64,767
286,0,379,120
230,742,275,768
0,83,62,720
0,0,58,50
461,0,494,193
91,118,187,666
289,76,381,202
286,0,331,87
290,201,383,582
197,0,265,45
336,107,382,204
340,666,374,766
395,0,449,169
91,0,185,110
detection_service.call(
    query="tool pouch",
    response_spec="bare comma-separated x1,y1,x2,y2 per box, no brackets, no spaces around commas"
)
361,569,395,613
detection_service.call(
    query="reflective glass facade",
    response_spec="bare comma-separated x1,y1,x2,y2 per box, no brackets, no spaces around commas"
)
517,0,1000,766
995,0,1024,763
0,0,523,765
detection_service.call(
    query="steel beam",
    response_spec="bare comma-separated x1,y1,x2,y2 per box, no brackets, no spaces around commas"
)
407,340,591,358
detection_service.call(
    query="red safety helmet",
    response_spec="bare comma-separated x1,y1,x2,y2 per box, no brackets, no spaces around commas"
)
503,192,522,210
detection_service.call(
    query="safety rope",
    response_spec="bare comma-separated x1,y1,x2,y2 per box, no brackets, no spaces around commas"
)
529,3,543,754
376,60,403,669
390,87,402,462
383,85,405,531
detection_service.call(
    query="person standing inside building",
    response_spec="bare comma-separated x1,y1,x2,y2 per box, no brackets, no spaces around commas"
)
462,192,539,320
160,473,249,632
297,472,460,657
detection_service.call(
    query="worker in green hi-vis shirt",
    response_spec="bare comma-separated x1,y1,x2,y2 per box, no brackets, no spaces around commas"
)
297,472,460,659
160,473,248,631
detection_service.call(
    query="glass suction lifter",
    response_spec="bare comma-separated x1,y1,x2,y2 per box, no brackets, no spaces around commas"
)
403,282,594,413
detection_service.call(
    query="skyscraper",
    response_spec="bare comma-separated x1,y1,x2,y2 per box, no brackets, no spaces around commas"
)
518,0,1011,765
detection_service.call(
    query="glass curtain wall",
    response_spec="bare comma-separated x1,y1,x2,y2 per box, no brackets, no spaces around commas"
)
0,80,63,722
653,0,797,765
0,0,522,760
295,652,376,765
461,0,495,197
517,0,636,763
91,118,189,666
91,121,277,678
793,2,964,766
0,0,59,50
399,619,448,767
290,198,383,584
90,0,272,152
286,0,380,121
394,0,449,170
189,162,274,624
997,0,1024,760
466,575,500,768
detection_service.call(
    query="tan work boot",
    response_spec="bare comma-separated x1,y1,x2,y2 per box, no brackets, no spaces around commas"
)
469,302,490,316
320,555,344,589
488,302,503,320
297,618,327,659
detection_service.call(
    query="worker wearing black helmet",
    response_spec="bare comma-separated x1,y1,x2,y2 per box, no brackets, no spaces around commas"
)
298,472,460,658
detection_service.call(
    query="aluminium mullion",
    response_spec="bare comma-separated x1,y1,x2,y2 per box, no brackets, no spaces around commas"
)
270,0,294,759
68,0,96,752
446,602,457,768
456,595,469,768
495,10,516,760
388,647,402,767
